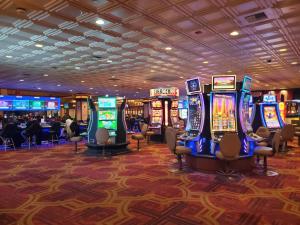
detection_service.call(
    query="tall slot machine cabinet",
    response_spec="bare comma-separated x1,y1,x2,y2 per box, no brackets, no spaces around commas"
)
149,87,179,141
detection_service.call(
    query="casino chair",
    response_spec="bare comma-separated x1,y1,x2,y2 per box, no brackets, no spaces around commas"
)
255,126,271,146
49,122,61,145
280,124,295,152
95,128,112,158
216,133,241,179
131,123,148,151
165,127,192,173
0,136,15,151
254,131,280,176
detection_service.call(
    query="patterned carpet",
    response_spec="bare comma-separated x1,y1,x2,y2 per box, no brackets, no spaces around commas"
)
0,138,300,225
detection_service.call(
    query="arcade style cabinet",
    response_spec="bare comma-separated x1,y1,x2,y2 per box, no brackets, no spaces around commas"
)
179,77,211,155
253,94,284,132
86,96,129,155
149,87,179,142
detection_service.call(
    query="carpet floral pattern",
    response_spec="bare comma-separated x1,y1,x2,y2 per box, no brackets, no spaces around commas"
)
0,140,300,225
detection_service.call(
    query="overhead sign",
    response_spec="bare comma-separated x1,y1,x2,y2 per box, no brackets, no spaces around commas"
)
212,75,236,91
150,87,179,98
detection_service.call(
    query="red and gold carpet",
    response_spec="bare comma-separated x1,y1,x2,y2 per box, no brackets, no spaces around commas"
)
0,140,300,225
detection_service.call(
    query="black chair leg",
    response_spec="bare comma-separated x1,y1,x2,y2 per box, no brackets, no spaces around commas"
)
177,154,183,170
137,140,140,151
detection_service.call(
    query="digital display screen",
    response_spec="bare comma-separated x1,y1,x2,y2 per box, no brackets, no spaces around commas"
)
98,110,117,120
151,100,162,108
211,93,236,132
179,109,188,119
0,100,13,110
98,120,117,130
263,95,276,103
30,100,44,110
98,97,116,108
64,103,69,109
46,101,58,110
186,78,201,94
212,75,236,91
151,117,162,124
241,94,252,132
13,100,29,110
242,76,252,92
263,106,280,128
171,101,178,108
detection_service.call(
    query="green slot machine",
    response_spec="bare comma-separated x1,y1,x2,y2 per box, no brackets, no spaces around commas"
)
98,97,117,143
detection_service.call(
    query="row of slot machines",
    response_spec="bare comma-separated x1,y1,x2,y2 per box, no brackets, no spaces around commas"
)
180,75,284,158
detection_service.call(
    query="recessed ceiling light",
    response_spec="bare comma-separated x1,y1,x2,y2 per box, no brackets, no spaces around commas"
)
143,81,146,83
291,62,298,65
6,55,12,58
279,48,287,52
43,74,48,77
35,44,43,48
37,87,41,90
105,94,109,97
136,91,139,94
150,70,155,72
107,60,112,63
111,75,115,78
69,90,73,92
113,84,118,87
227,70,232,73
96,19,105,25
115,90,119,92
230,31,239,36
19,79,24,82
203,61,208,64
75,66,80,70
57,84,61,86
81,80,85,83
165,47,172,51
89,87,94,90
179,76,184,79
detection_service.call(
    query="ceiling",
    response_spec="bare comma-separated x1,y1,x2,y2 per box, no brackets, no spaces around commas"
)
0,0,299,98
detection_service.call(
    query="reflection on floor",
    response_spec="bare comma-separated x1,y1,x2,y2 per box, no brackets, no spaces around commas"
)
0,139,300,225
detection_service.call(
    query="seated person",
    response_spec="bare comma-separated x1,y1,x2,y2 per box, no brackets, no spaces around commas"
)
1,119,24,148
23,119,42,145
70,120,80,137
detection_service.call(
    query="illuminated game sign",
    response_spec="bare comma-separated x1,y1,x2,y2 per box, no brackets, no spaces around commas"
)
263,106,280,128
242,76,252,92
150,87,179,98
185,77,201,95
0,95,60,111
212,75,236,91
263,95,276,103
98,97,117,108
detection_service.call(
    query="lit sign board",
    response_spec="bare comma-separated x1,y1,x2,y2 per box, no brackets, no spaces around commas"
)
212,75,236,91
150,87,179,98
263,94,276,103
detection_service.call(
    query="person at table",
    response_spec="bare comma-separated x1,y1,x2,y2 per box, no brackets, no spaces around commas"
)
1,118,24,148
23,118,42,145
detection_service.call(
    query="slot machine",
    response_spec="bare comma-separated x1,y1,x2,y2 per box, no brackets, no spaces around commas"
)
149,100,163,135
285,100,300,124
210,75,238,154
178,98,188,121
170,100,179,128
253,94,284,132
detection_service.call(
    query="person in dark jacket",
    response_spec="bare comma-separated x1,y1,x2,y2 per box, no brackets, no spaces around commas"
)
70,121,80,137
24,119,42,145
1,120,24,148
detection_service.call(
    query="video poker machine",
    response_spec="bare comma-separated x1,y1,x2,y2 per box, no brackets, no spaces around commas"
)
149,87,179,141
253,94,284,132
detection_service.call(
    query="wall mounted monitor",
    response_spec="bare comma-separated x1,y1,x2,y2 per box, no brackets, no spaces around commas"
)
185,77,201,95
98,97,117,108
212,75,236,91
242,76,252,92
64,103,69,109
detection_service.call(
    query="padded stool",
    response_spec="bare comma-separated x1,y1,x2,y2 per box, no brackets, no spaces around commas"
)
70,136,82,153
131,134,144,151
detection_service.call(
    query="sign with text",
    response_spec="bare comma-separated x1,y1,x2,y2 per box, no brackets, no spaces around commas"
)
150,87,179,98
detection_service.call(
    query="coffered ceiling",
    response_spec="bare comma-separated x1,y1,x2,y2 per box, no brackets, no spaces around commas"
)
0,0,299,97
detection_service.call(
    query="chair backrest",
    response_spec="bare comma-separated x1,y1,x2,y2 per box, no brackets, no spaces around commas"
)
165,127,177,154
256,126,271,138
281,124,295,141
272,131,281,154
140,123,148,136
96,128,110,145
219,133,241,159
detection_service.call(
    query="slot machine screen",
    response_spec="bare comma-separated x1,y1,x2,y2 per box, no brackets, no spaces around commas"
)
171,101,178,108
241,94,252,132
98,97,116,108
211,93,236,132
186,77,201,95
151,100,162,108
98,120,117,130
212,75,236,91
179,109,188,119
98,110,117,120
263,106,280,128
